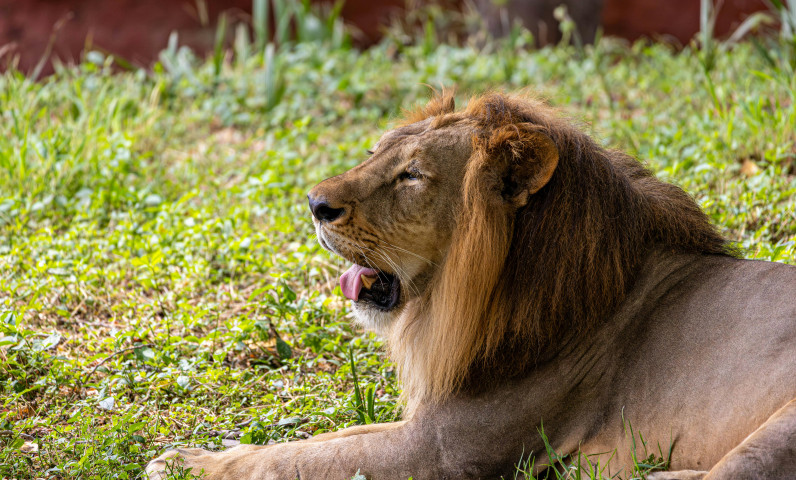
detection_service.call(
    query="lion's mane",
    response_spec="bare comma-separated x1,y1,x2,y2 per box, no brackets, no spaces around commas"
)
389,92,732,412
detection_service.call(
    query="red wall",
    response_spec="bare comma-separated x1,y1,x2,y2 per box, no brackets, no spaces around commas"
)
0,0,770,75
602,0,769,44
0,0,247,73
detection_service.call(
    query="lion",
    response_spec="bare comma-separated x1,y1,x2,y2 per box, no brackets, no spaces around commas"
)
148,92,796,479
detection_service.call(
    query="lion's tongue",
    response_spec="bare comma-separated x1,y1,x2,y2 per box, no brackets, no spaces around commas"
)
340,265,379,301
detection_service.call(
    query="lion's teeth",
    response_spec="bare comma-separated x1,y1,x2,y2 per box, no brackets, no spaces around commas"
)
360,274,376,289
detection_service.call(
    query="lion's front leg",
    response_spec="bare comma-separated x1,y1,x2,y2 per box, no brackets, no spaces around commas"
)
145,420,440,480
645,470,707,480
303,421,407,443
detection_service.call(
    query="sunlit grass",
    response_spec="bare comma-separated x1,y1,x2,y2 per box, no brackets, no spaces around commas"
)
1,11,795,479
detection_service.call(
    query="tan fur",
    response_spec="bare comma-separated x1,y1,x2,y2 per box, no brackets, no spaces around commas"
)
148,93,796,480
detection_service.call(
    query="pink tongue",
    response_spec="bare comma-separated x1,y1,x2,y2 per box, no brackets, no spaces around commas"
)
340,265,379,301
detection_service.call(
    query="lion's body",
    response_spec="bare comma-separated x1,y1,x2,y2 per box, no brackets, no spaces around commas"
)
148,93,796,479
602,254,796,472
554,251,796,475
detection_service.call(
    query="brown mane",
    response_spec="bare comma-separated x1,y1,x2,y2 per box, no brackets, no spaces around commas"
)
390,92,733,412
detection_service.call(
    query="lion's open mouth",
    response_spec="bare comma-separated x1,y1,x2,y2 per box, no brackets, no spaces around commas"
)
340,265,401,311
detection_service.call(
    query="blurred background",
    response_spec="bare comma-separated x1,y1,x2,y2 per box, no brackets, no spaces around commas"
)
0,0,773,76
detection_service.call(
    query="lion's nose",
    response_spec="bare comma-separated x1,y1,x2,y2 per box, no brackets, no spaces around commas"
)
308,194,346,222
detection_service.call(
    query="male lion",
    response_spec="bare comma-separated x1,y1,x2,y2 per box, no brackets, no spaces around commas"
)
148,93,796,479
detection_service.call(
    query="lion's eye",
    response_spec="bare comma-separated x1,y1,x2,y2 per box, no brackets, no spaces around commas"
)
398,170,421,182
367,150,374,155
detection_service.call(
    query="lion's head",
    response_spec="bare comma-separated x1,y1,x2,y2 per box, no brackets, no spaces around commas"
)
309,92,730,412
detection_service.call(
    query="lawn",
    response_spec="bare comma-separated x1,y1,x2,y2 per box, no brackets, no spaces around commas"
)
1,5,795,480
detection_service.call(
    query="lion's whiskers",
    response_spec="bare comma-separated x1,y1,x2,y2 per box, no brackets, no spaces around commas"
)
379,240,437,267
371,248,422,299
361,246,421,298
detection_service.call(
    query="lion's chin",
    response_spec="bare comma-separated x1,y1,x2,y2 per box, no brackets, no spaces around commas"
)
350,300,403,335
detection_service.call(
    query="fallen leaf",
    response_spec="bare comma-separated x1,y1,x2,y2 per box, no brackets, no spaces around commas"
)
16,405,33,419
97,397,115,410
741,159,759,177
20,441,38,453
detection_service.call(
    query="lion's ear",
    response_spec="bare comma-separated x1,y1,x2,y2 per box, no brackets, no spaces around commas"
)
488,124,559,207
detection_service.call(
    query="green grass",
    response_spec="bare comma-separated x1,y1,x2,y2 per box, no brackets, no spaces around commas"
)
1,12,795,480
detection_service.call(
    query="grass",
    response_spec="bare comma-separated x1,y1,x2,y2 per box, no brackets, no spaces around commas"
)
1,6,795,479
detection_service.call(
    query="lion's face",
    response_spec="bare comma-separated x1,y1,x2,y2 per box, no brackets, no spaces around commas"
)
309,117,474,332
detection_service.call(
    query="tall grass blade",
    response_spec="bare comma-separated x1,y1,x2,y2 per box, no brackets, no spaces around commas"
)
348,345,368,424
213,12,228,81
274,0,292,46
727,12,773,45
262,43,286,111
253,0,271,54
234,23,251,67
